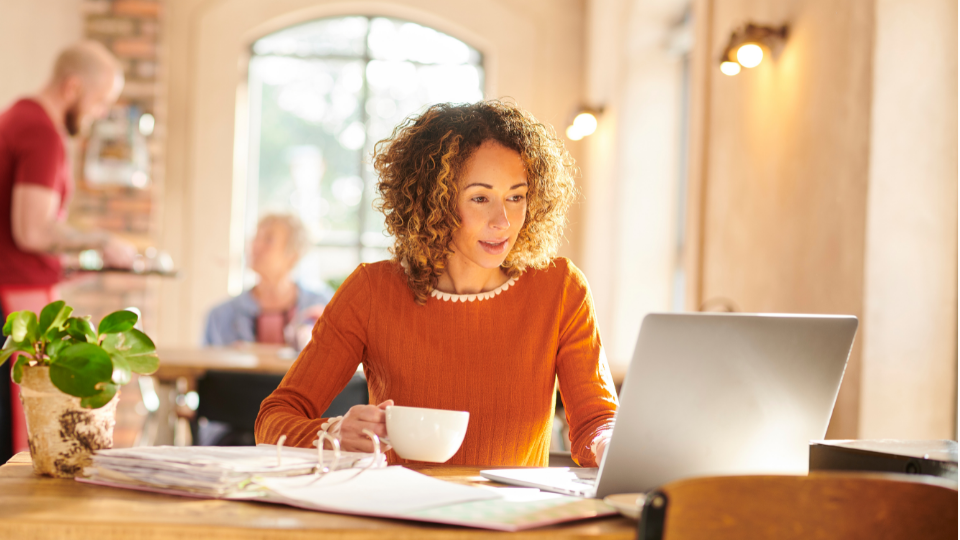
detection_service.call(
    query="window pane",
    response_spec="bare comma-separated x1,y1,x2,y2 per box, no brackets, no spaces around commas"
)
251,56,364,245
365,61,484,144
253,17,369,57
367,17,481,65
360,159,391,248
295,246,360,292
361,247,391,265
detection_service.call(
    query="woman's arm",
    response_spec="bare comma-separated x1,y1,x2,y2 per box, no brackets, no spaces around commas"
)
254,265,373,448
555,261,619,467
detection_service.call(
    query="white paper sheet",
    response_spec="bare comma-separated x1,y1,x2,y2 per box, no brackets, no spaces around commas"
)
256,466,500,514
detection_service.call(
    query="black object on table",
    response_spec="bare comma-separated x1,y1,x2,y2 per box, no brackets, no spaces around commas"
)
810,439,959,482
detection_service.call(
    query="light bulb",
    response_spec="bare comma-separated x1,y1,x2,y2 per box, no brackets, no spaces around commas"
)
566,125,584,141
720,61,741,76
736,43,763,68
572,112,598,137
139,113,155,136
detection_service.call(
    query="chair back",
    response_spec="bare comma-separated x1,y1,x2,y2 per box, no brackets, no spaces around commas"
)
638,472,958,540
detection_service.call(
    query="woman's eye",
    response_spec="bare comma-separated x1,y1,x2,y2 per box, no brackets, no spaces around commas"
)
472,196,487,203
509,194,526,202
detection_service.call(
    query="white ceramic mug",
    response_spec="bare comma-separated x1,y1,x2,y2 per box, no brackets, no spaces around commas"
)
384,406,469,463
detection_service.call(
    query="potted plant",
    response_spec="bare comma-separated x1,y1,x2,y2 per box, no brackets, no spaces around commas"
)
1,300,158,477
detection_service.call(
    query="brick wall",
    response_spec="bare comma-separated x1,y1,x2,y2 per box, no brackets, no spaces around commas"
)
63,0,164,330
63,0,166,448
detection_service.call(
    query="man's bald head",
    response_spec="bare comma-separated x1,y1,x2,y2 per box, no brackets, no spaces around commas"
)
52,41,122,88
45,41,124,136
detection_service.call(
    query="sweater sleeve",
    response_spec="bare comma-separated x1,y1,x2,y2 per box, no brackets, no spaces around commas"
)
554,260,619,467
255,265,372,447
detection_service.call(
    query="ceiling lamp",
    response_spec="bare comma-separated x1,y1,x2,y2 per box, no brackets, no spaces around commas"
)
719,23,788,76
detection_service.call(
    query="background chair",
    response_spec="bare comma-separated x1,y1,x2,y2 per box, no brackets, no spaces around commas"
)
192,371,369,446
638,472,958,540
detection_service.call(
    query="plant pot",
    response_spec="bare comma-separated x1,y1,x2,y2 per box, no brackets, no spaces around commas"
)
18,365,118,478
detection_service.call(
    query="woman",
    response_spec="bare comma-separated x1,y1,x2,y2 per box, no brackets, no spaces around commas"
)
255,101,618,467
204,213,331,349
200,214,345,446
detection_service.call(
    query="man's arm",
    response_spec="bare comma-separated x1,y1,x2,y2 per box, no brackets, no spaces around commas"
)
11,183,135,266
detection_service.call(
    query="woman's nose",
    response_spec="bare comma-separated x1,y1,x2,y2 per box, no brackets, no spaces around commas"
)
489,202,510,230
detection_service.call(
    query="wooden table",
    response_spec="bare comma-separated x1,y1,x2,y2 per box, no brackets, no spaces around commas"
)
154,346,299,380
0,453,634,540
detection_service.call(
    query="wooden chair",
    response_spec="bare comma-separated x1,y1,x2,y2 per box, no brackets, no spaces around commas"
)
637,472,958,540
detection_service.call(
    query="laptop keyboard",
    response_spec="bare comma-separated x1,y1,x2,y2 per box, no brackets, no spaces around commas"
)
571,468,598,485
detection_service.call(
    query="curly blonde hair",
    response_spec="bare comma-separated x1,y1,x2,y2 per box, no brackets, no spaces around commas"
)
373,100,578,305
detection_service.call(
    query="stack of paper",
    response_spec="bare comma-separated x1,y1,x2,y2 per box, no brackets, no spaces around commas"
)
79,445,618,531
83,444,381,498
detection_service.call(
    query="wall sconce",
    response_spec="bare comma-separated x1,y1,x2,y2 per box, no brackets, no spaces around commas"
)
719,23,788,76
565,108,602,141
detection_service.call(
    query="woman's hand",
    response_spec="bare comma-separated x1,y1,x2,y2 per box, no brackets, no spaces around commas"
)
594,433,612,464
338,399,394,452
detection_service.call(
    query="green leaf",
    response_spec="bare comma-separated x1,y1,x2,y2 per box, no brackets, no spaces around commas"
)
97,310,138,337
110,353,131,385
38,301,72,336
12,356,28,384
65,317,97,344
2,313,14,337
80,382,118,409
44,327,68,342
11,312,38,343
45,335,73,360
49,343,113,398
1,339,33,366
101,329,158,374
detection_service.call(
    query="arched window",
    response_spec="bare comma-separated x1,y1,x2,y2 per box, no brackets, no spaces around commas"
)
245,16,484,290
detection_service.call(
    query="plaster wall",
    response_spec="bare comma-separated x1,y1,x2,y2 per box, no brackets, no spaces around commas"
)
860,0,958,439
693,0,875,437
0,0,83,107
581,0,689,375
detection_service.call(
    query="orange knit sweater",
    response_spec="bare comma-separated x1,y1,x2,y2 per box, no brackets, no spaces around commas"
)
255,257,618,467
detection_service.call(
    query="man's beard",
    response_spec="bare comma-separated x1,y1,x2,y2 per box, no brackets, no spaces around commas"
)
64,104,81,137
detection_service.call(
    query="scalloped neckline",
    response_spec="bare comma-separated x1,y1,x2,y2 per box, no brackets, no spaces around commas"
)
430,276,519,303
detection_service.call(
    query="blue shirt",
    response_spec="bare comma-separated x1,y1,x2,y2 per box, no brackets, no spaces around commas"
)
203,284,333,348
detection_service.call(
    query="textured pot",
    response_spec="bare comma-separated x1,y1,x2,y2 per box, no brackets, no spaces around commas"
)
18,365,118,478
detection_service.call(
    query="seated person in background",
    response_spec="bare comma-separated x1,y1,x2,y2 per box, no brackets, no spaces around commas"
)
197,214,341,446
204,213,332,350
256,101,619,467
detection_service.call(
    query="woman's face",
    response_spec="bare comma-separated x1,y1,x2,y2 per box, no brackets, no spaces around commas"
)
250,221,297,281
449,141,528,271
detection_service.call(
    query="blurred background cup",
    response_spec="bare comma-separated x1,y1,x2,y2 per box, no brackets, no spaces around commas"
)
384,406,469,463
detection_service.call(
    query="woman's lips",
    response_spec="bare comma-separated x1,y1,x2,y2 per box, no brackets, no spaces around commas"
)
479,239,508,255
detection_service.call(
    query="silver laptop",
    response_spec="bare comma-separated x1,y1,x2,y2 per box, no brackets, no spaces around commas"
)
481,313,858,498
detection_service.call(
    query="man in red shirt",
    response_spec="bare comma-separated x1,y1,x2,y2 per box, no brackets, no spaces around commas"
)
0,41,136,461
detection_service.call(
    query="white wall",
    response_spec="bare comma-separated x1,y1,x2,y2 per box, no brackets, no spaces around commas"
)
860,0,958,439
0,0,82,110
581,0,689,377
